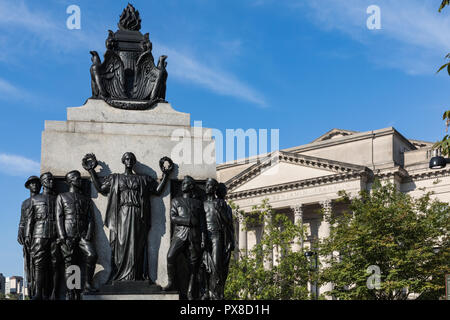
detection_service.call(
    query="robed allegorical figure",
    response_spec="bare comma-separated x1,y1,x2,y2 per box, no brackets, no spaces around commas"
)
82,152,173,282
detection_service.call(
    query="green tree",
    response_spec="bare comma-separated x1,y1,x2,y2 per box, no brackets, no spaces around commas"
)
6,293,19,300
0,293,6,300
435,1,450,155
225,199,313,300
319,180,450,300
439,0,450,12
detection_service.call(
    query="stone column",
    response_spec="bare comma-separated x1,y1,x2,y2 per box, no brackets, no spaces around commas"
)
233,216,240,261
318,200,332,240
319,199,333,298
291,204,304,252
263,213,273,270
238,215,248,258
273,237,279,266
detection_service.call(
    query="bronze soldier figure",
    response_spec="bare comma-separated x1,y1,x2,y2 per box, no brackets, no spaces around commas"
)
216,183,235,288
163,176,207,300
25,172,61,300
201,179,235,300
18,176,41,299
56,170,97,300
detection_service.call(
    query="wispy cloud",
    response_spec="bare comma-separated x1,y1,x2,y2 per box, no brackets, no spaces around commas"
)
157,44,267,106
0,78,21,97
0,0,102,54
297,0,450,75
0,153,40,176
0,77,34,102
0,0,266,107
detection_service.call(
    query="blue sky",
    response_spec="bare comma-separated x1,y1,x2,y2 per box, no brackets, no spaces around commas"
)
1,0,450,276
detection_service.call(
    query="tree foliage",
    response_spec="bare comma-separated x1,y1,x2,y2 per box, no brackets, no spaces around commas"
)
224,199,313,300
435,1,450,155
439,0,450,12
6,293,19,300
320,180,450,300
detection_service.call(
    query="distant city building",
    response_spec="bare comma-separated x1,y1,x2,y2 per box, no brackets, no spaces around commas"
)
5,277,10,295
4,276,24,296
0,273,5,294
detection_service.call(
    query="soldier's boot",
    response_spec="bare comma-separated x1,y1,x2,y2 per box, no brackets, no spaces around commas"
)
50,268,61,300
32,269,44,300
187,273,196,300
64,270,75,300
187,264,199,300
83,263,98,293
200,270,210,300
162,263,176,291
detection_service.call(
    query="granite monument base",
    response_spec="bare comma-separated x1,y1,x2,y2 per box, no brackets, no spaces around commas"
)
83,281,179,300
41,99,217,292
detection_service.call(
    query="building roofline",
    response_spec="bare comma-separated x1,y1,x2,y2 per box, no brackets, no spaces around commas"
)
310,128,360,143
218,127,418,171
225,150,371,191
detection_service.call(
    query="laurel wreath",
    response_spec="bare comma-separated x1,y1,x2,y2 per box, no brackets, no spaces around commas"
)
159,156,174,174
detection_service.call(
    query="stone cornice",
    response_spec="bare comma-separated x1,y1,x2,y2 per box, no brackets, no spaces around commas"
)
373,167,409,181
403,168,450,182
226,170,367,201
226,165,450,202
225,150,370,192
371,166,450,183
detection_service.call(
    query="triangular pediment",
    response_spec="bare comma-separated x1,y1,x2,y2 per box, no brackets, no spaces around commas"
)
311,128,359,143
226,151,370,192
233,162,337,192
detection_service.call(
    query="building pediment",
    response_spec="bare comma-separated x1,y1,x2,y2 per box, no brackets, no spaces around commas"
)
311,128,359,143
226,151,371,193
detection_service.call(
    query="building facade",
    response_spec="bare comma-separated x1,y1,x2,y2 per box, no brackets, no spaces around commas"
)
4,276,24,297
217,127,449,296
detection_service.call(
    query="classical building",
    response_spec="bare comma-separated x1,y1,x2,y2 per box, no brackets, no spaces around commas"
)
4,276,24,296
217,127,448,296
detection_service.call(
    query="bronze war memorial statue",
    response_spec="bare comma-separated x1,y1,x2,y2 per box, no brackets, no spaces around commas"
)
32,3,232,300
82,153,174,282
25,173,62,300
18,176,42,299
56,170,98,300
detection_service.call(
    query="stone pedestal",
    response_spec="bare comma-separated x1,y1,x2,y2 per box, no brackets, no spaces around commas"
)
41,99,216,294
82,281,179,300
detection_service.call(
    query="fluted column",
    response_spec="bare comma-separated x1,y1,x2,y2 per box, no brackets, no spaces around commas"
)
263,213,273,270
319,199,333,298
291,204,304,252
273,231,280,266
238,214,248,258
319,200,332,240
